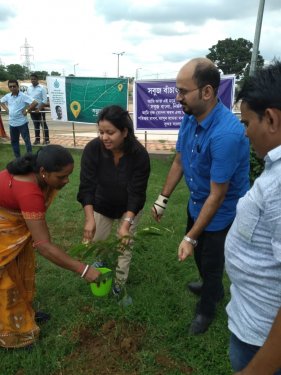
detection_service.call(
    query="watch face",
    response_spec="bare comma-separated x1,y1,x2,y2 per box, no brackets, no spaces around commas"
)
184,236,197,246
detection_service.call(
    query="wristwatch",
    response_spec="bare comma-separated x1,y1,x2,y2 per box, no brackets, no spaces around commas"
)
123,217,134,225
183,236,198,247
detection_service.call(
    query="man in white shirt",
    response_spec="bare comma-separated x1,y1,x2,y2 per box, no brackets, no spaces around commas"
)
0,80,37,157
225,60,281,374
27,73,50,145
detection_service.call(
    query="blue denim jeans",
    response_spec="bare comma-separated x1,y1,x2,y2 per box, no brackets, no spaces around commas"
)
9,123,32,158
229,333,281,374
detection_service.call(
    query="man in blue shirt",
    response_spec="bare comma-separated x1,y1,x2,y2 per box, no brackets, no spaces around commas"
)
225,61,281,374
152,58,249,335
27,73,50,145
0,80,38,158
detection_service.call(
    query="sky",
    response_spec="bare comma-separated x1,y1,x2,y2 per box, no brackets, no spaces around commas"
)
0,0,281,80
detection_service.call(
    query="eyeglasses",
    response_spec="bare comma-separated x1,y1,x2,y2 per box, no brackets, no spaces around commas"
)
175,87,201,96
8,85,17,89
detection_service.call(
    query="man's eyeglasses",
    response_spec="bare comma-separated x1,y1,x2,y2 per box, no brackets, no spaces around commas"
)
8,85,17,89
175,87,201,96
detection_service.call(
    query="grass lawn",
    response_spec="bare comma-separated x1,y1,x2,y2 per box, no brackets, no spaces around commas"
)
0,143,232,375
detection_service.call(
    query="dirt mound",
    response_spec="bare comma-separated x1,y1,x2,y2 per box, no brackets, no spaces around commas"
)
61,320,145,375
57,319,194,375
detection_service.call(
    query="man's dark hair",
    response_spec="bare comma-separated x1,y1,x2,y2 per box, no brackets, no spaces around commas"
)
236,59,281,119
30,73,38,79
193,62,220,96
8,79,19,87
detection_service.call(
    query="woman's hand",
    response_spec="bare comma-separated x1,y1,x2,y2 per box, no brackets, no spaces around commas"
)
84,266,101,283
118,224,132,248
83,215,96,242
178,240,194,261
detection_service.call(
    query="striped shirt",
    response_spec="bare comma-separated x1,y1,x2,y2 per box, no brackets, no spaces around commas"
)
225,145,281,346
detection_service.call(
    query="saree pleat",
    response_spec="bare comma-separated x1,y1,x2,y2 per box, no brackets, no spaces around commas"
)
0,207,40,348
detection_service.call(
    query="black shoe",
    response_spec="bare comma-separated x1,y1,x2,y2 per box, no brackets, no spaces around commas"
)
189,314,213,335
112,284,122,297
187,281,203,296
43,140,50,145
35,311,51,324
215,290,225,303
33,140,40,145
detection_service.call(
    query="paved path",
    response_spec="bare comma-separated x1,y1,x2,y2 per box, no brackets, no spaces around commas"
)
0,113,177,154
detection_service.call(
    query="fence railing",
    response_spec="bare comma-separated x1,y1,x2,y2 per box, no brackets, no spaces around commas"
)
0,110,241,153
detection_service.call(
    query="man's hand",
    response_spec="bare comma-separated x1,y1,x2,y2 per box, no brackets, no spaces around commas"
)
22,108,29,116
178,239,194,261
152,194,169,222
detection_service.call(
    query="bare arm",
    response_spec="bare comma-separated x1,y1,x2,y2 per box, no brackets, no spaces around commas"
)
152,152,183,222
118,210,135,241
178,180,229,261
0,103,9,114
161,152,183,196
25,218,100,282
23,100,38,115
83,204,96,242
234,308,281,375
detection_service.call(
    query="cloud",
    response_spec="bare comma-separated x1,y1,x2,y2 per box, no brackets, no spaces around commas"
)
95,0,281,27
0,0,281,78
0,4,16,24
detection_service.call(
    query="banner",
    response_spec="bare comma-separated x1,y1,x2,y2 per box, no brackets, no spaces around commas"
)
47,76,128,123
134,75,235,130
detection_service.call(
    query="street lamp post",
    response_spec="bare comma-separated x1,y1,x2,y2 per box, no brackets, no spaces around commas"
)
136,67,142,80
249,0,265,76
113,52,125,77
74,63,79,76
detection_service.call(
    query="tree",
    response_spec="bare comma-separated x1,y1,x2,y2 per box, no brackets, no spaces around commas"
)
31,70,49,80
6,64,29,80
50,71,61,76
0,65,9,81
206,38,264,80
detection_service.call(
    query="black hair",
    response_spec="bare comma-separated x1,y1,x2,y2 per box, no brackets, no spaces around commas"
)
97,105,137,153
193,61,220,96
6,145,74,175
236,59,281,119
55,105,62,111
30,73,38,79
8,79,19,87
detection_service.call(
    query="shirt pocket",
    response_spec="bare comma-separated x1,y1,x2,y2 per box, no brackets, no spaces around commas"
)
236,194,260,242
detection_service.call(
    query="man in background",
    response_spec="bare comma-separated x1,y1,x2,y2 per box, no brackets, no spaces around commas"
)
27,73,50,145
152,58,249,335
0,79,37,157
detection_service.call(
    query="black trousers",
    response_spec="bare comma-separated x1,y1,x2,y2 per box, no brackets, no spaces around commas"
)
186,210,231,318
31,112,49,142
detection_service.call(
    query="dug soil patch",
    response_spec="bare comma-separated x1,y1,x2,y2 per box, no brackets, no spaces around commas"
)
60,319,145,375
58,319,193,374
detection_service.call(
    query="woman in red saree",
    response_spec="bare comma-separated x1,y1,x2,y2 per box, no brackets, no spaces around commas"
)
0,145,100,348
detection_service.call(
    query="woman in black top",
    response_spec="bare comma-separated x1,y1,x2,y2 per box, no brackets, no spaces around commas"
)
77,105,150,294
